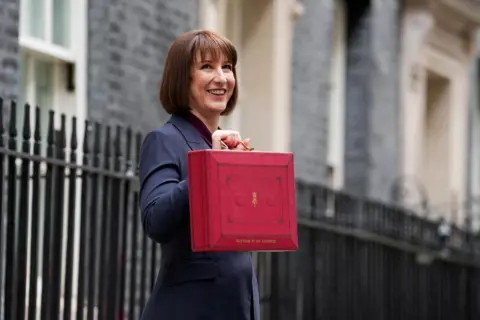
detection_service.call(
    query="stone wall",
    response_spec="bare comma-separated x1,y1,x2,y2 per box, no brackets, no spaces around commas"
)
291,0,334,184
87,0,199,131
343,0,401,202
0,0,20,103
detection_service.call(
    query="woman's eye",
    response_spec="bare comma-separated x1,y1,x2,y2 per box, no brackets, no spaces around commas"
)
223,65,233,70
201,64,212,69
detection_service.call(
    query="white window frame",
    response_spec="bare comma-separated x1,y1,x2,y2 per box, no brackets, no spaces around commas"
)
20,0,74,59
327,0,347,189
18,0,87,137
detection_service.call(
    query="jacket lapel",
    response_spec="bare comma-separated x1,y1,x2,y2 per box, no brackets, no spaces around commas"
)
169,115,211,151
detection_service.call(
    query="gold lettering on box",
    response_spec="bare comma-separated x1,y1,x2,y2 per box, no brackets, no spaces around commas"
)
252,192,257,207
236,239,252,244
235,239,277,244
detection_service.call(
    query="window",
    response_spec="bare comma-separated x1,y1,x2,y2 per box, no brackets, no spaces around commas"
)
18,0,87,146
21,0,72,50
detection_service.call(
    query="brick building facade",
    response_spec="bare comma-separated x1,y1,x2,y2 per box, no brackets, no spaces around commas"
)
1,0,480,208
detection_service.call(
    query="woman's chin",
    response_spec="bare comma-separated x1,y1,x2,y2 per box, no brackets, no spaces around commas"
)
206,104,227,114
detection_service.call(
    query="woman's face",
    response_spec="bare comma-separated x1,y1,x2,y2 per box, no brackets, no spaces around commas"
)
189,51,235,115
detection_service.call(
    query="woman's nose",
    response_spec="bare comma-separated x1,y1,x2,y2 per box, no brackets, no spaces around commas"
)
213,68,227,83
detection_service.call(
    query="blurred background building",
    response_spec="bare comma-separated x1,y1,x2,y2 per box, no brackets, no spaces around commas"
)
2,0,480,224
2,0,480,318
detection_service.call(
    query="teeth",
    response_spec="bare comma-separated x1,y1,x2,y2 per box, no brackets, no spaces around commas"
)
208,89,226,95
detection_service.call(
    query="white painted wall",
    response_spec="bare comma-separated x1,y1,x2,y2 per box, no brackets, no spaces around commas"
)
400,1,479,224
199,0,301,153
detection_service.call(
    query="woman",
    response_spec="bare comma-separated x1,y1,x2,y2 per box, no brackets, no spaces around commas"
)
138,29,260,320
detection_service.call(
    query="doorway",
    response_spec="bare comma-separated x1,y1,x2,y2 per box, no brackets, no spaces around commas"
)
421,71,451,210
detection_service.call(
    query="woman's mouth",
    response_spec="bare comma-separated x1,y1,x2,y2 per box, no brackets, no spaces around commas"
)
207,89,226,96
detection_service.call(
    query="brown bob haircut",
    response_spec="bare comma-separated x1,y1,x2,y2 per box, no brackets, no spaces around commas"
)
159,29,239,116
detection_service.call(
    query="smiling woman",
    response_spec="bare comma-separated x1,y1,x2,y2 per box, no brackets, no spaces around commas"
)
138,30,259,320
159,30,238,115
188,49,235,126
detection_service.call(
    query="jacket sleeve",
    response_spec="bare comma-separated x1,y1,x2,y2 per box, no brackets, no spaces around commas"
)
138,130,190,244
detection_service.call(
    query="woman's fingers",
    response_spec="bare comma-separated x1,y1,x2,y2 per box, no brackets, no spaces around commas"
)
212,130,241,149
212,130,253,151
212,130,237,149
222,133,241,148
230,138,253,151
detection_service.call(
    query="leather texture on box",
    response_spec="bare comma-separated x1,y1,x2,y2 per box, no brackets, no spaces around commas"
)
187,150,298,252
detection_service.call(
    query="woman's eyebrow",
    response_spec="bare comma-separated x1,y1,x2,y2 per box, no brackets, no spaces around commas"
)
198,59,232,64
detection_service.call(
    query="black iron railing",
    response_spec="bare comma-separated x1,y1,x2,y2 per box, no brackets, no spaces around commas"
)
0,97,480,320
0,98,144,319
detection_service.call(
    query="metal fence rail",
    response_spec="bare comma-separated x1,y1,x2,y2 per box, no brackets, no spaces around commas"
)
1,98,480,320
261,231,480,320
254,183,480,320
0,99,146,320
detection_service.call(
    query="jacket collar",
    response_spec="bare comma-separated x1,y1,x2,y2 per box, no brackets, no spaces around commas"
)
168,114,210,150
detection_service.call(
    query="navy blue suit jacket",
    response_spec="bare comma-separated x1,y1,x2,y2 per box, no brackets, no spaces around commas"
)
138,115,260,320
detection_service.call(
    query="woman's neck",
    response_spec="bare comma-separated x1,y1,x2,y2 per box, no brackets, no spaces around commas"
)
190,109,220,133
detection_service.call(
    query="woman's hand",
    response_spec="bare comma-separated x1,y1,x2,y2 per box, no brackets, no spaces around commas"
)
212,130,252,151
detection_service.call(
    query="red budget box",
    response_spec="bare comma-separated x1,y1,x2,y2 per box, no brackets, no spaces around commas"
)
187,150,298,252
